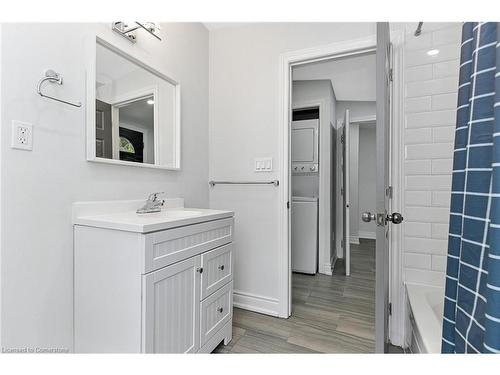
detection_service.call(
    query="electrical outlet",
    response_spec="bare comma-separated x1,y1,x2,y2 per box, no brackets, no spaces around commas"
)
11,121,33,151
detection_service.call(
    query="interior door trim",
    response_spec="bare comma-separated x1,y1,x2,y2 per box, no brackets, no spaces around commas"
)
279,35,377,319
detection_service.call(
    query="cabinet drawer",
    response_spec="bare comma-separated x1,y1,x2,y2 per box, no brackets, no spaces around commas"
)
200,243,233,299
200,281,233,346
144,218,233,273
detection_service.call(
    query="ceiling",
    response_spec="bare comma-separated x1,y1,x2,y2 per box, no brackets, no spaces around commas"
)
203,23,250,31
119,97,154,130
292,52,376,101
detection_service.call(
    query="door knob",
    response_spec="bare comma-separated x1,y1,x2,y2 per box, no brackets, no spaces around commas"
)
387,212,404,224
362,212,376,222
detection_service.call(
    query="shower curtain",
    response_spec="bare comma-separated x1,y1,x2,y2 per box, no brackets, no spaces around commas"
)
442,22,500,353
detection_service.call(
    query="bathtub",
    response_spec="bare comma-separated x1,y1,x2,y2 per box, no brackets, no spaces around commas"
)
406,283,445,353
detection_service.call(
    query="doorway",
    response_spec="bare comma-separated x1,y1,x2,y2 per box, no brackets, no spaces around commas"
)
289,49,378,350
279,24,399,353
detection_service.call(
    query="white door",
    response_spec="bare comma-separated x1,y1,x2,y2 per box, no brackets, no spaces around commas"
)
369,22,403,353
142,256,201,353
342,109,351,276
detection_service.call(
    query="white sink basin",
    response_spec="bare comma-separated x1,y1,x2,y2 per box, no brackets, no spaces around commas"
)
139,209,204,219
73,200,233,233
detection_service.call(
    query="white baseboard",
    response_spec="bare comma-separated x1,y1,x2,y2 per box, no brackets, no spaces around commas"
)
319,262,333,276
358,231,376,240
233,290,280,317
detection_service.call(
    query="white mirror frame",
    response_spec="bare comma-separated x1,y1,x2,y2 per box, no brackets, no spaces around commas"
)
85,34,181,170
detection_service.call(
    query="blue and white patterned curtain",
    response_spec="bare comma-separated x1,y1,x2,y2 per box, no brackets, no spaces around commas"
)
442,22,500,353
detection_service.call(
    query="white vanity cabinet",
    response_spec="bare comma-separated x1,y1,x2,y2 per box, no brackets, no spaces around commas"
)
74,204,234,354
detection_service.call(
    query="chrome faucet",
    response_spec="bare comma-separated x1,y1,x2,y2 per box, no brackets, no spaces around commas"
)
137,192,165,214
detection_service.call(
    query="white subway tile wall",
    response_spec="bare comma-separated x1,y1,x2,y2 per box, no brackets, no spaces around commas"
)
403,23,462,287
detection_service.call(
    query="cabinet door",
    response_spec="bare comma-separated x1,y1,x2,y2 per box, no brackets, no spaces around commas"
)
142,256,201,353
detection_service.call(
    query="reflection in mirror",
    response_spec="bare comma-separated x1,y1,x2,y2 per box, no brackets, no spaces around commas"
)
96,95,155,164
118,96,154,164
92,40,179,168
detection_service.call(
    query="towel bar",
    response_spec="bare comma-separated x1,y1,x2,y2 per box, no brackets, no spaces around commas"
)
209,180,279,187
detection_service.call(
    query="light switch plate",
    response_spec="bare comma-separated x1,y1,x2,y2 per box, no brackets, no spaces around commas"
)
254,157,273,172
11,121,33,151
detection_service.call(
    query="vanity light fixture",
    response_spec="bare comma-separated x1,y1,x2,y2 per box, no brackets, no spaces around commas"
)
112,22,162,44
427,49,440,56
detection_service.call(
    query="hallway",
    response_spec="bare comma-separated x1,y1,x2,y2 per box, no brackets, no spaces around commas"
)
215,239,378,353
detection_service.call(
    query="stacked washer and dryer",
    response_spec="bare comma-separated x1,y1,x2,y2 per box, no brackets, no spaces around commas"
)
291,117,319,275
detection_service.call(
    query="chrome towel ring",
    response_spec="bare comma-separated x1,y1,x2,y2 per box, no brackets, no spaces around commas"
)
36,69,82,108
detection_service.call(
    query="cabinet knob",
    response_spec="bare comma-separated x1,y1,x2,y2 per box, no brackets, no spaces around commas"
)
217,307,223,313
196,267,203,274
218,265,225,271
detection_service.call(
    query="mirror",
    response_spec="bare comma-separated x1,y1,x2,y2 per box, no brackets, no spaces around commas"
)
88,38,180,169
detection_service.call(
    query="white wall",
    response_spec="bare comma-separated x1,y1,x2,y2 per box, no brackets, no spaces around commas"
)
358,124,376,239
291,80,336,274
0,23,3,349
336,101,376,122
0,23,209,351
400,23,461,287
209,23,376,316
348,123,360,244
336,100,376,249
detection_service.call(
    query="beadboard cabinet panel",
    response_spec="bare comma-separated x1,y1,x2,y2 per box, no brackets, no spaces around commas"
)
144,218,233,274
143,257,201,353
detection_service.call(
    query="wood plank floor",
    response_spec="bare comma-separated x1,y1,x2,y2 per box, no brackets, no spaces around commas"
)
214,239,393,353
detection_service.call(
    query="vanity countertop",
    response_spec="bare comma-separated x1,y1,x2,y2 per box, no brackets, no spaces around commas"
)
73,199,234,233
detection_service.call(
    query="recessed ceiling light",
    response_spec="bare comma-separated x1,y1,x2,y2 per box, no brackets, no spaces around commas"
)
147,99,155,105
427,49,440,56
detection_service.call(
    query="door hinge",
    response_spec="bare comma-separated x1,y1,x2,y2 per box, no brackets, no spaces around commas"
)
287,201,290,209
389,68,393,82
388,302,392,316
341,187,344,196
340,134,345,144
386,186,393,199
341,239,344,249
